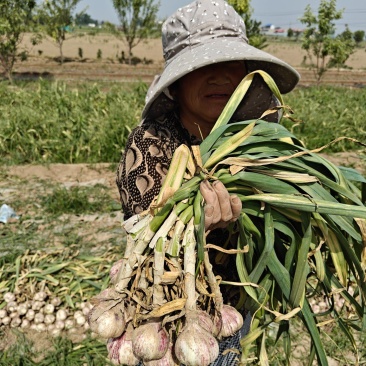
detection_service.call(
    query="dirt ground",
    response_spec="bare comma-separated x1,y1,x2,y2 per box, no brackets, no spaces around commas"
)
12,33,366,87
20,33,366,70
5,152,365,187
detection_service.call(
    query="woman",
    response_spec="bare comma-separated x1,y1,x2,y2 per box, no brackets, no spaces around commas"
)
116,0,300,364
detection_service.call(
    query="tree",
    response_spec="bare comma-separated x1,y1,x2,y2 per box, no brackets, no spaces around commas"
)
300,0,355,83
0,0,39,82
353,30,365,45
328,25,355,69
36,0,85,64
111,0,160,64
75,13,98,27
227,0,267,49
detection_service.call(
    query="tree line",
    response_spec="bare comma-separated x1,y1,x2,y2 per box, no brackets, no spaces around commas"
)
0,0,364,83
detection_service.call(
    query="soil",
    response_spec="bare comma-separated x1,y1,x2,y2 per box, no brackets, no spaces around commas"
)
10,33,366,86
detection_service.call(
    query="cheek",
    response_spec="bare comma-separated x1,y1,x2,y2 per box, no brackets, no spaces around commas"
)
177,86,199,109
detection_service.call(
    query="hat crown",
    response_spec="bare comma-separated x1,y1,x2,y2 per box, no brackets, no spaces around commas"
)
162,0,248,63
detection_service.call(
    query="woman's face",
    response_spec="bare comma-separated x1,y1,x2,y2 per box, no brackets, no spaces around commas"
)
172,61,247,138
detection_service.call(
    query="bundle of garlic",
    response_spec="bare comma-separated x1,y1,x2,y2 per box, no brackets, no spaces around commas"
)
89,71,366,366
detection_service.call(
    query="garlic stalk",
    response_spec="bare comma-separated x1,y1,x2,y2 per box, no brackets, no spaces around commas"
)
174,220,219,366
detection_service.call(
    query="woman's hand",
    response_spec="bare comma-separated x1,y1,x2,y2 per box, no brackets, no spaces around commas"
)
200,180,242,231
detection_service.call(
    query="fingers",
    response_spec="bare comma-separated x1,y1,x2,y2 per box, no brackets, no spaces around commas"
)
230,195,242,221
200,180,218,230
200,180,242,231
212,181,232,222
203,204,214,231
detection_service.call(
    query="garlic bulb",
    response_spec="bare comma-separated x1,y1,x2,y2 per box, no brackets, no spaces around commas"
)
217,305,243,338
132,322,169,361
109,259,123,284
175,322,219,366
21,319,30,328
25,309,35,321
65,318,74,330
56,308,68,321
144,342,179,366
75,315,86,326
55,319,66,330
195,310,214,334
6,301,17,312
51,297,62,307
88,306,126,339
4,292,16,303
36,323,47,332
17,303,28,316
44,304,55,314
44,314,56,325
212,313,223,337
2,317,11,326
34,291,47,302
34,313,45,324
107,332,140,366
32,301,45,311
10,317,22,328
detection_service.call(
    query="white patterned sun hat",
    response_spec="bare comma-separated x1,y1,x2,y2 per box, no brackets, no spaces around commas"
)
142,0,300,119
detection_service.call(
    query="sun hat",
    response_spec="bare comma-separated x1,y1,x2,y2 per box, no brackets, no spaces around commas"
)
142,0,300,119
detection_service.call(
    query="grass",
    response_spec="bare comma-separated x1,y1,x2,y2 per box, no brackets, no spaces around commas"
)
283,86,366,153
261,316,366,365
0,80,365,166
0,80,147,165
41,184,120,215
0,329,110,366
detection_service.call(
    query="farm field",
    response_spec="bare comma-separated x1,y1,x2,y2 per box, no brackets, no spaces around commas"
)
1,34,366,365
13,33,366,86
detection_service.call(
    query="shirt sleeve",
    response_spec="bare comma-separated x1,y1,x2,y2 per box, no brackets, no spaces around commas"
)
116,119,182,220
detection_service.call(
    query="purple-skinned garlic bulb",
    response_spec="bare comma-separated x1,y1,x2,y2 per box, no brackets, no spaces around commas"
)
132,321,169,361
107,332,140,365
144,342,179,366
217,304,243,338
175,321,219,366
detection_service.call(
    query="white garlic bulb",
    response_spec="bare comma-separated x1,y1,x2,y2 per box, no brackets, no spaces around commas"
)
88,306,126,339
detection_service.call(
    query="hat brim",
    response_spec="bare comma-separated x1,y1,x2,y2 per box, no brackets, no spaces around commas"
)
142,38,300,119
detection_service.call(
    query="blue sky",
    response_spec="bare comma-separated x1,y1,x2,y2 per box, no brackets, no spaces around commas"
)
39,0,366,33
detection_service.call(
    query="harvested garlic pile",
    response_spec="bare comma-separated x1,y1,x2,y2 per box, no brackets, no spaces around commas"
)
0,290,92,338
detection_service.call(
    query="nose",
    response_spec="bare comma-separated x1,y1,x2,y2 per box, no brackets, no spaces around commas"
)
207,65,230,85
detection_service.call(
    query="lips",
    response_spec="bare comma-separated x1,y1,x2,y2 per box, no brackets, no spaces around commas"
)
205,92,232,99
207,93,229,97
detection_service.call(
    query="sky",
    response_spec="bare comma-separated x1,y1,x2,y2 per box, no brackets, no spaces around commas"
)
69,0,366,34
